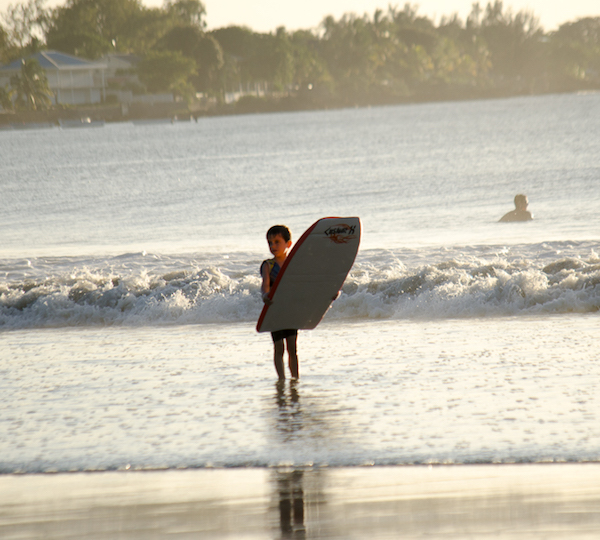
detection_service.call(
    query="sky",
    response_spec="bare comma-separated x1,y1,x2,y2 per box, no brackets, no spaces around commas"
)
0,0,598,33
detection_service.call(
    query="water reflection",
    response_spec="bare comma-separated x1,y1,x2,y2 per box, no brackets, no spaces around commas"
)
273,381,308,537
275,469,306,538
275,380,303,442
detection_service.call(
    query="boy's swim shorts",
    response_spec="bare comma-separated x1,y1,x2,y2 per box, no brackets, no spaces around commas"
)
271,329,298,342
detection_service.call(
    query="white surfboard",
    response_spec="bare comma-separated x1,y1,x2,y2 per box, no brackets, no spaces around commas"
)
257,217,361,333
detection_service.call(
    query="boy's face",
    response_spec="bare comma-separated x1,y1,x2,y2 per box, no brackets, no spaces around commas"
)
267,234,291,258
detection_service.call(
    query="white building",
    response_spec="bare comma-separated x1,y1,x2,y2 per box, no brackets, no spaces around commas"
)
0,50,107,105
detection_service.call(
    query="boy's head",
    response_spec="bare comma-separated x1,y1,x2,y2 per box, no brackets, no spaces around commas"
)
266,225,291,243
266,225,292,257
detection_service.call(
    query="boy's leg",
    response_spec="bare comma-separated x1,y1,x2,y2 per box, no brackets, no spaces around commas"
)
286,335,299,379
273,339,285,379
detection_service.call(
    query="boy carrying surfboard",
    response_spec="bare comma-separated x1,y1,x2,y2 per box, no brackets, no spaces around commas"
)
260,225,298,380
258,217,361,380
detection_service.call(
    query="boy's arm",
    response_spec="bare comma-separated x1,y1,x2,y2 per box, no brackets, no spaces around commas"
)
260,262,273,305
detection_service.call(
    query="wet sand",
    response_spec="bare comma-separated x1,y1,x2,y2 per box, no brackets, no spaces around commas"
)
2,464,600,539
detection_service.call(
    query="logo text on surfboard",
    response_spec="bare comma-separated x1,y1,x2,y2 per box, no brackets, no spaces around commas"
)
324,224,357,244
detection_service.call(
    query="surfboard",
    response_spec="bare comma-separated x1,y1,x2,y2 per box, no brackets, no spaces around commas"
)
257,217,361,333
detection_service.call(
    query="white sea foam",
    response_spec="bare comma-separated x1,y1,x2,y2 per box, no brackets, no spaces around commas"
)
2,242,598,330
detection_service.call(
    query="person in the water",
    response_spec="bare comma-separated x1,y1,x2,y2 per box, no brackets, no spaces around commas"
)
499,194,533,222
260,225,298,380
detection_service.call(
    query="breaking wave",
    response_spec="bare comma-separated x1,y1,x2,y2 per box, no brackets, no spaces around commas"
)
1,242,599,330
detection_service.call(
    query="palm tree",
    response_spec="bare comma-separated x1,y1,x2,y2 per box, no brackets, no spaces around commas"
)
0,85,15,110
10,57,53,110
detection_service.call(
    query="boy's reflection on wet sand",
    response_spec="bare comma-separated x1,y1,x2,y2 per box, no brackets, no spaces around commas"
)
273,381,307,538
276,469,305,538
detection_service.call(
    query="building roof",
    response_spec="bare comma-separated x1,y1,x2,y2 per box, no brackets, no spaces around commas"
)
0,50,107,71
102,53,140,66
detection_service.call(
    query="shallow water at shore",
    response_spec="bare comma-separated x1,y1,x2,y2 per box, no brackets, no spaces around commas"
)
3,316,599,473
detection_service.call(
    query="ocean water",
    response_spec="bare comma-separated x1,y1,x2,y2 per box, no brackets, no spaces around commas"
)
1,93,599,473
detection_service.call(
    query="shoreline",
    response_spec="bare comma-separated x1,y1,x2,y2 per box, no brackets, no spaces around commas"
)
2,463,600,539
3,87,600,129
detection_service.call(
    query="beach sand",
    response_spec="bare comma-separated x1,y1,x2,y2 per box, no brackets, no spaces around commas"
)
2,464,600,539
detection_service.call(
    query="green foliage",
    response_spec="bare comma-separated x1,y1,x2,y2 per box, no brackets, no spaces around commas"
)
137,49,196,94
157,24,203,58
193,33,224,93
9,57,53,110
1,0,49,50
210,25,257,84
319,7,439,103
154,24,223,94
205,3,600,105
289,30,333,92
550,17,600,82
316,2,552,102
211,25,298,89
164,0,206,29
0,83,15,110
477,0,543,83
1,0,599,111
45,0,167,58
1,0,50,64
0,24,13,64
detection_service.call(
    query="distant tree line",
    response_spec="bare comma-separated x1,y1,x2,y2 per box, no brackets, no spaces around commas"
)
1,0,600,112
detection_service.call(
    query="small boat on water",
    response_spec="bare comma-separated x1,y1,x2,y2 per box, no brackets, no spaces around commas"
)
132,116,195,126
1,122,56,130
132,118,174,126
59,117,105,128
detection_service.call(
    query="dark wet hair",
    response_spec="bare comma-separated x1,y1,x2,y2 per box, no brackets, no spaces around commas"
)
514,194,528,208
266,225,291,242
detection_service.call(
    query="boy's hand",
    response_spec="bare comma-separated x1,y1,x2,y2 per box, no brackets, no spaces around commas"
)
262,292,273,305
